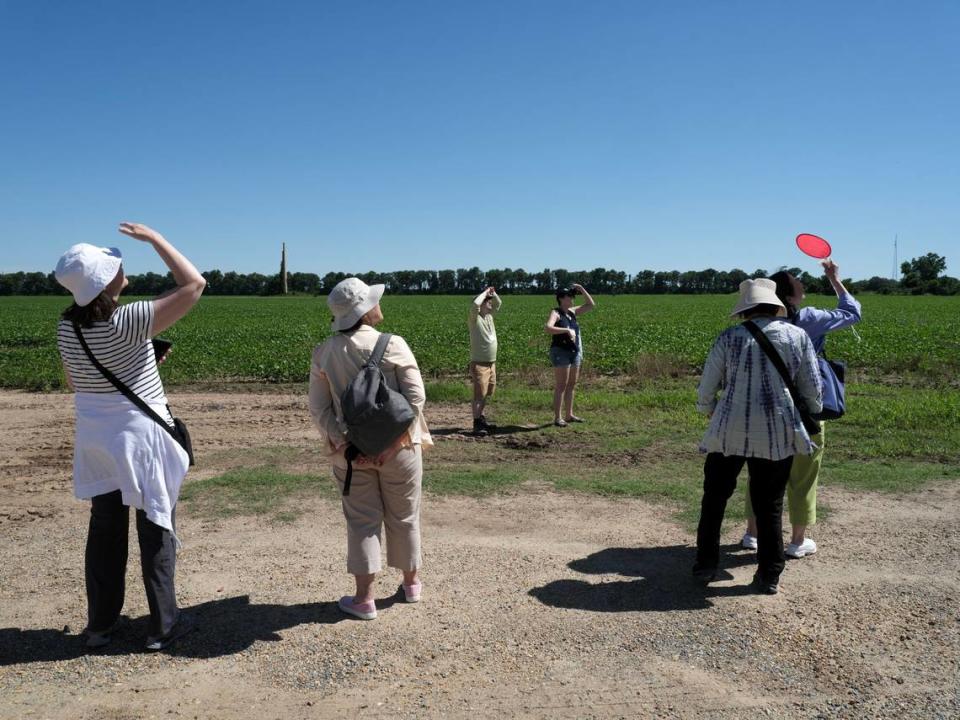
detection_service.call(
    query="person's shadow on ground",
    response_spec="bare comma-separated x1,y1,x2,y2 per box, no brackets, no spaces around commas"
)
1,591,401,664
431,423,553,438
528,545,760,613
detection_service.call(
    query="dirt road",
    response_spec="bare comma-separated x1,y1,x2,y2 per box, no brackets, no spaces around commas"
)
1,390,957,719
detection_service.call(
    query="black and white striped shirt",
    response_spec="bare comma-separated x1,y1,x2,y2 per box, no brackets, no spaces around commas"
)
57,301,168,404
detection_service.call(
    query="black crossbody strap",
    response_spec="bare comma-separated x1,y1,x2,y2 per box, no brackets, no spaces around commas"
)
71,322,180,443
743,320,818,433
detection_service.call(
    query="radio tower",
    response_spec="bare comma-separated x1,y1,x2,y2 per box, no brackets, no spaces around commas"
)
281,243,289,295
892,235,898,281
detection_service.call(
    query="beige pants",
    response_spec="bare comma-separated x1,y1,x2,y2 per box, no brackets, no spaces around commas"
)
331,444,423,575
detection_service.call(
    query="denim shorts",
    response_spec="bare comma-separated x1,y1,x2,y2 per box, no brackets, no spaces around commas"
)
549,346,583,368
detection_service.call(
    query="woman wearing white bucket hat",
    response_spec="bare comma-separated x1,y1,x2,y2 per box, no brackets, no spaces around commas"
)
55,222,205,650
308,278,432,620
693,278,822,595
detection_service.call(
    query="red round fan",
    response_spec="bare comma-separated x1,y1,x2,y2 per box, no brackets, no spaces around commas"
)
796,233,832,259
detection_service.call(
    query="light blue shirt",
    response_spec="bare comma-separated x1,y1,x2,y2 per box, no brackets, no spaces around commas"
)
794,292,862,353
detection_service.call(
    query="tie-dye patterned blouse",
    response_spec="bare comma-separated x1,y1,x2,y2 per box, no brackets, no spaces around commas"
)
697,317,823,460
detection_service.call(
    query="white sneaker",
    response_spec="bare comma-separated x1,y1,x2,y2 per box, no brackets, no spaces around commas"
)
786,538,818,558
741,533,758,550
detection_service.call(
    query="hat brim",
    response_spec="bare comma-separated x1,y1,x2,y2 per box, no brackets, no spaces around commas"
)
730,299,787,318
330,283,385,331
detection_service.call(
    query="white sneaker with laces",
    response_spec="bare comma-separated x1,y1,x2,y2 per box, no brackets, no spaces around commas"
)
741,533,758,550
786,538,818,558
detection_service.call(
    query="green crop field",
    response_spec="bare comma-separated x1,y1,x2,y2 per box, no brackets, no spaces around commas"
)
3,293,958,520
1,294,958,390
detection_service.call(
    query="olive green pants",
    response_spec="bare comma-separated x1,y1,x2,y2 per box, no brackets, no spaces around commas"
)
746,424,824,526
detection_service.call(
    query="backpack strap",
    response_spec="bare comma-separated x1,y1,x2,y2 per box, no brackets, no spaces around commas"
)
342,444,361,496
71,321,184,446
742,320,821,436
367,332,393,368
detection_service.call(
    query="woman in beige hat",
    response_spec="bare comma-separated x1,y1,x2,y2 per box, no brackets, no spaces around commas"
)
693,278,822,595
308,278,432,620
55,222,205,650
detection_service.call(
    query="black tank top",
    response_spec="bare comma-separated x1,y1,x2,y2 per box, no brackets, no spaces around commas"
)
551,308,580,349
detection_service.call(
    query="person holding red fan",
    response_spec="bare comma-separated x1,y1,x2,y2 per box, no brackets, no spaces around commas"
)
741,259,862,559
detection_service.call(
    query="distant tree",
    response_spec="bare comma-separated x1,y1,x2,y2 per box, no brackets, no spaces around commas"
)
901,253,947,287
202,270,224,293
437,269,456,294
532,268,554,293
322,271,347,293
860,276,900,294
287,272,321,294
634,270,655,293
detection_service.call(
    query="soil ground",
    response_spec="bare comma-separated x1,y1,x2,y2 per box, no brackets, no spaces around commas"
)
1,390,958,719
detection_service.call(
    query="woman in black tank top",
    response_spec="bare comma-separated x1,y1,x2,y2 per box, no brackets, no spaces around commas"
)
544,284,596,426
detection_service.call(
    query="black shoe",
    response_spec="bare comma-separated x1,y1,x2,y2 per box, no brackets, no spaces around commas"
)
144,614,195,652
472,419,488,437
692,563,718,584
479,415,496,430
750,573,779,595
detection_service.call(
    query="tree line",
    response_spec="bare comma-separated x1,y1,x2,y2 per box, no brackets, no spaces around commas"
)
3,253,955,296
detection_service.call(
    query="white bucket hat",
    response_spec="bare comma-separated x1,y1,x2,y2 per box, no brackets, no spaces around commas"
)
54,243,123,307
327,277,385,331
730,278,787,317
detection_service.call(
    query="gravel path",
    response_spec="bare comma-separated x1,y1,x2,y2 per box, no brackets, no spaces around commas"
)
1,390,958,719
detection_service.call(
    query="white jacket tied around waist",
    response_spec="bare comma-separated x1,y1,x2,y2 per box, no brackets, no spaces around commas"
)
73,392,189,536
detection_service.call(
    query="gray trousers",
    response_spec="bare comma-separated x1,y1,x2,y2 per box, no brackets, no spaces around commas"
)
86,490,179,638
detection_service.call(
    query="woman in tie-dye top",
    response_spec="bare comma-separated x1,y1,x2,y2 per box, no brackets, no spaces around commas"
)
742,260,862,560
694,278,822,595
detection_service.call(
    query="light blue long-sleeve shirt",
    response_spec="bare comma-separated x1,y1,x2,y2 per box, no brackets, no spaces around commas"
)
794,292,862,353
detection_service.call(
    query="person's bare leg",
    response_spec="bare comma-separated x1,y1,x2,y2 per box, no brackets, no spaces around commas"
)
553,367,570,422
791,524,807,546
353,573,375,603
564,365,580,420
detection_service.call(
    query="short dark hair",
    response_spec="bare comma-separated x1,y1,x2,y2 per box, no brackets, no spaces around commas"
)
61,293,118,328
555,287,575,301
740,303,782,319
334,317,365,334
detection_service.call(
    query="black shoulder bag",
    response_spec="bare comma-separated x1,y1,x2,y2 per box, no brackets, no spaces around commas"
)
742,321,822,437
72,322,195,465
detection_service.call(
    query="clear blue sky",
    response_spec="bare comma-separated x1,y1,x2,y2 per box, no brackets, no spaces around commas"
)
2,1,957,279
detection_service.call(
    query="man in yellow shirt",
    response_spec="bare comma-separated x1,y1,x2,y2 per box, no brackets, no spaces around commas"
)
468,286,501,435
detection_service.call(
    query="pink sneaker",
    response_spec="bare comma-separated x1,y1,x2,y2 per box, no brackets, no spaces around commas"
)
401,582,422,603
338,596,377,620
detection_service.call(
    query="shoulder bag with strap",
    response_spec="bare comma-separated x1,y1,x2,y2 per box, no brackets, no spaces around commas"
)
742,320,822,436
338,332,416,496
72,322,195,465
812,349,845,421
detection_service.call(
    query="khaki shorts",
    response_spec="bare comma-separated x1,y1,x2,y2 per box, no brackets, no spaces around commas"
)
470,361,497,397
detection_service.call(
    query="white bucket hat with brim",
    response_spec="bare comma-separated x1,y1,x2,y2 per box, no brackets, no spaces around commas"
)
55,243,123,307
327,277,386,331
730,278,787,318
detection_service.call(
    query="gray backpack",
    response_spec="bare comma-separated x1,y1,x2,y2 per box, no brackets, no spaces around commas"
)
339,332,416,495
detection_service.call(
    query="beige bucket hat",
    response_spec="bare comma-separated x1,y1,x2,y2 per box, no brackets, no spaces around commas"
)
327,277,386,331
730,278,787,317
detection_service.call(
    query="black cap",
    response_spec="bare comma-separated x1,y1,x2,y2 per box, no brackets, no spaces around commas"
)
555,287,575,299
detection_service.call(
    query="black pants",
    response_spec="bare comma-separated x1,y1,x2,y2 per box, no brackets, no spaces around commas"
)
86,490,179,638
695,453,793,583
